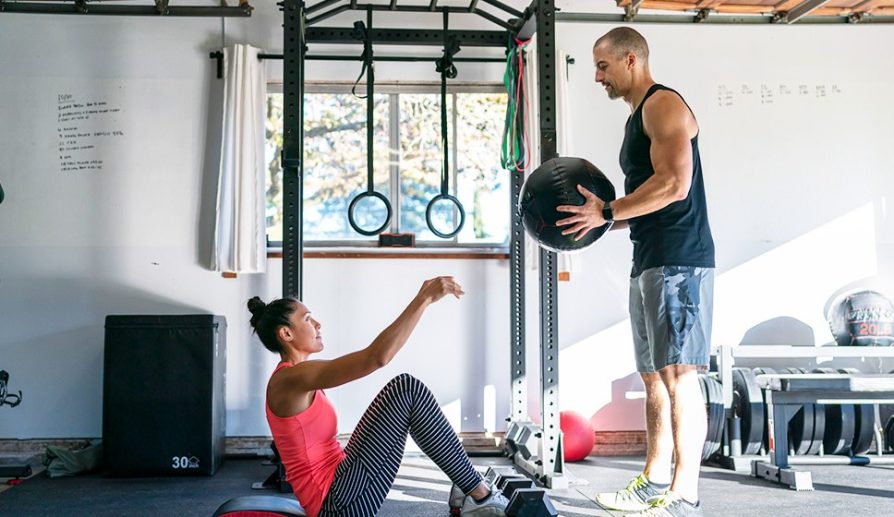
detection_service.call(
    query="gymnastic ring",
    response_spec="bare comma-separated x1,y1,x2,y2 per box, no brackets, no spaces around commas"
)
348,190,392,236
425,193,466,239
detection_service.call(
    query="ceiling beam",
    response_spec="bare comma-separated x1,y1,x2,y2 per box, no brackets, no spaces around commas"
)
625,0,644,21
778,0,831,23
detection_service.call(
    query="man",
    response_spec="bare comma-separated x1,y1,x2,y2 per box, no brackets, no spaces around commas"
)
556,27,715,517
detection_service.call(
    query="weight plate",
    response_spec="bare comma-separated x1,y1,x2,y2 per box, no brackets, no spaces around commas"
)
813,368,857,455
704,375,725,460
879,369,894,435
793,368,824,455
838,368,874,455
698,374,712,461
752,367,777,451
885,415,894,453
780,368,815,456
733,367,765,455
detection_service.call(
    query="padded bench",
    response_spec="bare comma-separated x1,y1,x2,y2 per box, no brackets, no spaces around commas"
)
213,495,306,517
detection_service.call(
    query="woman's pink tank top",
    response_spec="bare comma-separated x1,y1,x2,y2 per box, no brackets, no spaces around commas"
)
265,362,345,517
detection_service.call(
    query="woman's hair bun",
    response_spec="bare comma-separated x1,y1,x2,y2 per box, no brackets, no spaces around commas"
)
247,296,267,324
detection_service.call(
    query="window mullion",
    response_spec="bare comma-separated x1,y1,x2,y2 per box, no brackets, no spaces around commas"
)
389,93,401,233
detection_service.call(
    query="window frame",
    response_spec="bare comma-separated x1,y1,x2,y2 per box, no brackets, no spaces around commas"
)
266,81,510,253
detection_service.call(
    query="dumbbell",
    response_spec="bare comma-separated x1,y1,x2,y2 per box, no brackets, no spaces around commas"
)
484,467,558,517
498,476,535,499
451,467,557,517
485,467,540,501
484,465,520,486
506,488,559,517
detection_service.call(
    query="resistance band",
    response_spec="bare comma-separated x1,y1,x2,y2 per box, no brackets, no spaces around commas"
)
501,36,532,173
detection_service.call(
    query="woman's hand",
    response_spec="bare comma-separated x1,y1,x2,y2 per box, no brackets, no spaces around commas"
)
416,276,465,305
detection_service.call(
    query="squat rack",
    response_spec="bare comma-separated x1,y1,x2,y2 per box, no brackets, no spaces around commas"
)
0,0,566,488
278,0,568,488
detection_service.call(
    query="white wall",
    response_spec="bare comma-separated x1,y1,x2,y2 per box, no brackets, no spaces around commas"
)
554,21,894,429
1,2,892,440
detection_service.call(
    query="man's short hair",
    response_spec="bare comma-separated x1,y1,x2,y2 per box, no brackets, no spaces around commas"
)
594,27,649,61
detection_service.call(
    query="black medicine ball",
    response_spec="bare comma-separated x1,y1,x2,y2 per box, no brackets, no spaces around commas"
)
519,157,616,253
826,289,894,346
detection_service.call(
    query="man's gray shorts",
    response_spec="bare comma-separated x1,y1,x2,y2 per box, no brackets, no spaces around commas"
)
629,266,714,373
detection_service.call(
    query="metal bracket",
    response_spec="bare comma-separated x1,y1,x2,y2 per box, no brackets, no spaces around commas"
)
695,8,711,22
156,0,171,15
624,0,643,22
752,461,814,491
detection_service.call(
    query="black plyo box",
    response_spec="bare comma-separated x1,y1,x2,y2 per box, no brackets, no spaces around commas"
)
103,315,226,476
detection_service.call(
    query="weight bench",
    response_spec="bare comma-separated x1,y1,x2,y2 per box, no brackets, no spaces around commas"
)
212,495,306,516
752,373,894,490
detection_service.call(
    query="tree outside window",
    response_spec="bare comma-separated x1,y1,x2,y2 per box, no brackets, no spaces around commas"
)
265,85,508,247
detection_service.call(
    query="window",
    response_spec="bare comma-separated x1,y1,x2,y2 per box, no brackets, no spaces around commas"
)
265,83,509,248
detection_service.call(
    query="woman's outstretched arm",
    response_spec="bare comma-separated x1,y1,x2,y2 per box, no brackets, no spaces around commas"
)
276,276,464,393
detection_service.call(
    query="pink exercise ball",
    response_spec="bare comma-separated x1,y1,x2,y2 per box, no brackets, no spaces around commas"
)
561,410,595,462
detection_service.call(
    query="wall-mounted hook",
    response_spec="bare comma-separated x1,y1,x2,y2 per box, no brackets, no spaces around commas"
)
565,55,575,80
210,51,224,79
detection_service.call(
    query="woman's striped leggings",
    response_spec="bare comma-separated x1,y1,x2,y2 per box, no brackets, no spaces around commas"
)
318,373,483,516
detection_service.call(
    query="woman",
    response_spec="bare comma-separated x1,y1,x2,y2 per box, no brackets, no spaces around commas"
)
248,276,509,517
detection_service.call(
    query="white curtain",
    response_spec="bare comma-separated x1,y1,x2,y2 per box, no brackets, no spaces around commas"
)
522,42,581,277
212,44,268,274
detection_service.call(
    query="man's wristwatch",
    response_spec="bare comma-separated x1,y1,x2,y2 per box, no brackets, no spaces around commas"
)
601,201,614,223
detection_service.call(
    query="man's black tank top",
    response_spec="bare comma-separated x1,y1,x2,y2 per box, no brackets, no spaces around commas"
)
619,84,715,278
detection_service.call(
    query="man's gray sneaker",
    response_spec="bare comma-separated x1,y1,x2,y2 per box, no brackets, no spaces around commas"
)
628,493,703,517
594,474,668,512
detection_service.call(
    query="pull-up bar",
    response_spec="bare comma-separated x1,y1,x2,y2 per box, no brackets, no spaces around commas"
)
208,52,504,80
305,0,526,32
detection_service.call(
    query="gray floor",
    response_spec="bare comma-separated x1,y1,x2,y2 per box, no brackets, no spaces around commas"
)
381,455,894,516
1,454,893,516
562,456,894,516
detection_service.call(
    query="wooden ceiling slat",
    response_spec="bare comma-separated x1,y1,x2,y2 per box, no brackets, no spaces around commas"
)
774,0,806,10
695,0,727,7
812,6,853,12
851,0,888,10
704,4,778,11
641,0,724,10
657,2,776,12
616,0,894,16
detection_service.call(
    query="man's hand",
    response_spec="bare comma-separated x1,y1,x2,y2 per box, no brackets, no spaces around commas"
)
556,185,608,241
